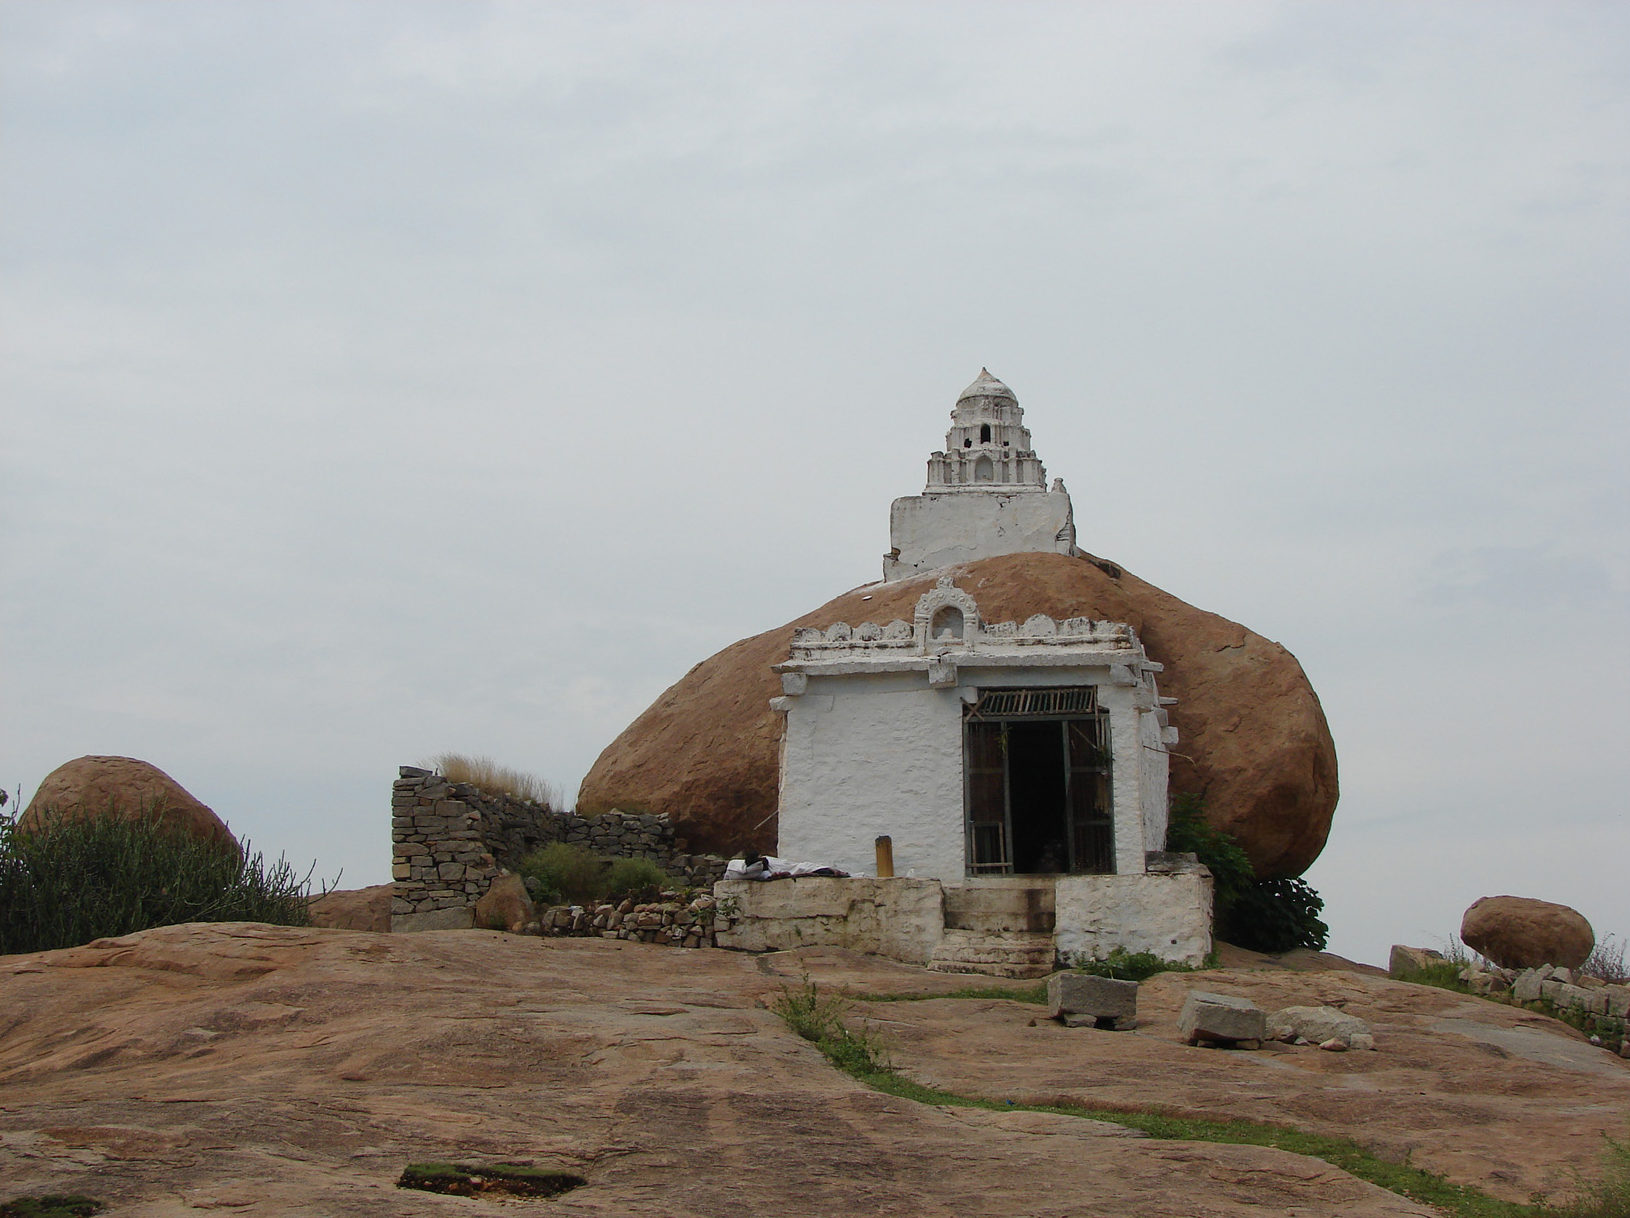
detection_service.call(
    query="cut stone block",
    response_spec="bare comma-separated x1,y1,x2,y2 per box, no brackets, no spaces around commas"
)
1178,991,1266,1046
1555,983,1592,1010
1511,970,1544,1002
1047,973,1138,1030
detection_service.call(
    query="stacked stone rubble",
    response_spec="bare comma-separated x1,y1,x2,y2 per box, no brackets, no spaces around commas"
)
1391,947,1629,1058
392,766,730,924
537,892,733,949
1469,961,1630,1019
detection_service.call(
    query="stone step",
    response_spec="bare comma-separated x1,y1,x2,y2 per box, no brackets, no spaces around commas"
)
942,882,1056,934
928,929,1057,980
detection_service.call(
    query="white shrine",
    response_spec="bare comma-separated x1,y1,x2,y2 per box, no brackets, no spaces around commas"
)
884,369,1077,581
716,372,1213,974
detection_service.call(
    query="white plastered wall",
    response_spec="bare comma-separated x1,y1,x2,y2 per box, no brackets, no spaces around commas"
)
777,662,1164,881
1053,871,1213,967
884,489,1075,581
776,671,966,880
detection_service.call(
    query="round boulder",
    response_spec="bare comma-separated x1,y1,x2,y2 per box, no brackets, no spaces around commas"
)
1461,896,1594,970
578,550,1339,878
20,755,240,859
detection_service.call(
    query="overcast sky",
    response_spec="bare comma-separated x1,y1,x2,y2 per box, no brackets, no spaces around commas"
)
4,1,1626,967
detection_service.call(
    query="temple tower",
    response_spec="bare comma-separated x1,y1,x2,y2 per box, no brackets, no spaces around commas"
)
884,370,1077,581
927,368,1049,490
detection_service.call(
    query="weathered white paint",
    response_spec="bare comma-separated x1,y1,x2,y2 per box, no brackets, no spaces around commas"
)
777,672,967,882
713,876,946,964
884,370,1076,581
774,577,1170,882
886,489,1077,581
714,870,1213,969
1053,869,1214,967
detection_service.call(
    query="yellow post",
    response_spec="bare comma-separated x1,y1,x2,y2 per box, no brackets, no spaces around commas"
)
874,835,895,879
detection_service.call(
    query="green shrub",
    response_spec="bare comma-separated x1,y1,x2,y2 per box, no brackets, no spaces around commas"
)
517,844,677,907
518,842,607,906
1073,947,1199,982
0,806,312,956
1166,795,1328,953
602,857,670,904
1166,794,1254,909
1220,877,1329,954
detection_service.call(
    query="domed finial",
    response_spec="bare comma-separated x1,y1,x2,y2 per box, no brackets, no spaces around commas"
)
958,368,1016,403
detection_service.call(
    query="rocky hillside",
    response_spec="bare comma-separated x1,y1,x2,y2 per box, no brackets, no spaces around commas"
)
2,924,1625,1214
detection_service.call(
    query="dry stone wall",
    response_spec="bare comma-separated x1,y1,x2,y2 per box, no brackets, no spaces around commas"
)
537,893,731,948
391,766,728,932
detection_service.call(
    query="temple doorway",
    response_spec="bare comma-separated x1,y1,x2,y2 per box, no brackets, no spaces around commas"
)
964,689,1114,876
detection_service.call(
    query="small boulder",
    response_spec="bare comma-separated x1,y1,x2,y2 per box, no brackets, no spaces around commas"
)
1178,991,1265,1047
1388,945,1446,978
308,884,392,933
475,873,536,934
1461,896,1594,970
1268,1005,1376,1051
1047,973,1138,1030
21,755,239,859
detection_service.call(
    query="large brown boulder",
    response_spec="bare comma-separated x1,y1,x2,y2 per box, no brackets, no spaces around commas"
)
579,551,1338,878
1461,896,1595,970
20,756,240,859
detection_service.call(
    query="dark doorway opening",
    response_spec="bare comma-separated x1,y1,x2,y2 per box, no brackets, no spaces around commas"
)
964,689,1114,876
1007,722,1066,873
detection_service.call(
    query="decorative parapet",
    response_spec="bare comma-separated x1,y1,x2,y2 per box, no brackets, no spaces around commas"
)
785,576,1145,663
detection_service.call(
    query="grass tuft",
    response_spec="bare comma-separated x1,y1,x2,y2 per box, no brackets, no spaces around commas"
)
772,976,891,1074
1550,1130,1630,1218
429,754,560,809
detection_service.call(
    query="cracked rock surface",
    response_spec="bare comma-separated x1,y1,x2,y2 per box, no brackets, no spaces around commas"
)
0,925,1478,1216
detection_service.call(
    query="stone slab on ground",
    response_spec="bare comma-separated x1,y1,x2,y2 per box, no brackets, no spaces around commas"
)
1179,990,1267,1045
1048,972,1138,1029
